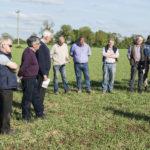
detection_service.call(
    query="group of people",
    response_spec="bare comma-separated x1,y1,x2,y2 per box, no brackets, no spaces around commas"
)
0,30,150,134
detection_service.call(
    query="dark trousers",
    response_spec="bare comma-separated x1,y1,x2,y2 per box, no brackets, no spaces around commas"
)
37,75,46,111
129,62,144,92
0,90,13,134
21,77,43,120
143,61,149,88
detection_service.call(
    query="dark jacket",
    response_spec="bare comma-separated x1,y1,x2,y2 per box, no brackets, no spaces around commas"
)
36,41,51,76
129,45,145,66
18,48,39,78
0,53,17,90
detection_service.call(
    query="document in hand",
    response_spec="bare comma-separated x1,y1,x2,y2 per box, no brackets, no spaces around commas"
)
42,78,50,89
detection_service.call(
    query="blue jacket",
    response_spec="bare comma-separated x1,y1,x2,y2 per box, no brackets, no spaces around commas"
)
144,44,150,57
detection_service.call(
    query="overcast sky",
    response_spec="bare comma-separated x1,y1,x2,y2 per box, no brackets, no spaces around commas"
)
0,0,150,39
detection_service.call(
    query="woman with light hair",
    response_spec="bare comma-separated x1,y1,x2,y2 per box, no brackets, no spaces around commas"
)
0,37,18,134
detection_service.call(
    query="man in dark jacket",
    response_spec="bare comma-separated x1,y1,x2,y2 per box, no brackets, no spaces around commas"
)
18,36,44,121
36,30,52,113
143,35,150,91
127,35,144,93
0,37,18,134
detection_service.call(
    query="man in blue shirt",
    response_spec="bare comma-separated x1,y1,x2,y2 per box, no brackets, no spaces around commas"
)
70,36,91,93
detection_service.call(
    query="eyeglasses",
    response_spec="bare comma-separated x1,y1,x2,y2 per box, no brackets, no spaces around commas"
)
8,45,12,48
2,44,12,48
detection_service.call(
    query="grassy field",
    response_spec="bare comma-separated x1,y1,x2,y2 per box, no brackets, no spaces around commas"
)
0,45,150,150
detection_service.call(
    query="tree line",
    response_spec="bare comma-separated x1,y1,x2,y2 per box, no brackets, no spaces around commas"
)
1,21,143,48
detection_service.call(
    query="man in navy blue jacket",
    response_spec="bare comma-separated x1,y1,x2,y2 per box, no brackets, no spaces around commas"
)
36,30,52,113
0,37,18,134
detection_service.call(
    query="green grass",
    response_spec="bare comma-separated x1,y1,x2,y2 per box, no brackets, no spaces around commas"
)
0,45,150,150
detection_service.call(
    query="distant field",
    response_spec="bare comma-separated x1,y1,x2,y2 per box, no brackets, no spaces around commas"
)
0,45,150,150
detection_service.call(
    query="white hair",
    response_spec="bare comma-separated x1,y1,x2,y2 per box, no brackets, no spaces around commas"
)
42,30,53,38
0,37,12,46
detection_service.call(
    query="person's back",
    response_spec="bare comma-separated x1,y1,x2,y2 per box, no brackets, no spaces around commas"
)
36,30,52,114
36,41,51,76
18,36,44,121
18,47,39,78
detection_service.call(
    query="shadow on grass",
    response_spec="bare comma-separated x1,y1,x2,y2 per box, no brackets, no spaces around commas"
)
13,100,35,120
13,100,21,109
48,79,130,91
104,106,150,122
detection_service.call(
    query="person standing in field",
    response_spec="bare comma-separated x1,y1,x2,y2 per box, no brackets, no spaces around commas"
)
70,36,92,93
143,35,150,91
36,30,52,114
18,36,44,121
0,37,18,134
102,38,119,94
127,35,144,93
51,36,70,94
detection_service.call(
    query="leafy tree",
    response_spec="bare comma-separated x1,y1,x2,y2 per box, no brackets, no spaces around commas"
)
40,20,54,35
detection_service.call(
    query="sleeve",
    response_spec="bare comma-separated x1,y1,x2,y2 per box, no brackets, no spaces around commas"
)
66,44,69,59
18,52,32,76
127,46,131,59
102,47,108,57
50,45,55,59
143,45,149,57
0,55,11,65
88,45,92,56
70,44,75,56
115,49,119,58
37,46,51,76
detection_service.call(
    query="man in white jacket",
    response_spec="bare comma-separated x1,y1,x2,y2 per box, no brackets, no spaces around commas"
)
51,36,70,94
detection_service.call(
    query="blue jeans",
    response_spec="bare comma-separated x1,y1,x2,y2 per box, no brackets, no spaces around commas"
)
53,65,69,92
102,63,116,92
74,63,91,91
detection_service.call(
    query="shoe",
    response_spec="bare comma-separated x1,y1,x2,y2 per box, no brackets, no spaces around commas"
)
65,89,70,94
86,90,91,94
54,91,59,95
36,114,46,119
22,117,32,123
0,129,15,135
138,90,142,94
129,88,134,93
102,91,106,94
77,90,82,93
145,86,148,92
109,91,116,94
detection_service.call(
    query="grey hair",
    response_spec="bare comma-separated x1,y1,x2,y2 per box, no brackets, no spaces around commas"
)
42,30,53,38
27,36,40,47
0,36,13,49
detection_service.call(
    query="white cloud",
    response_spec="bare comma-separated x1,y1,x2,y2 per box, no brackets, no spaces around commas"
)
10,0,64,5
5,12,54,24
